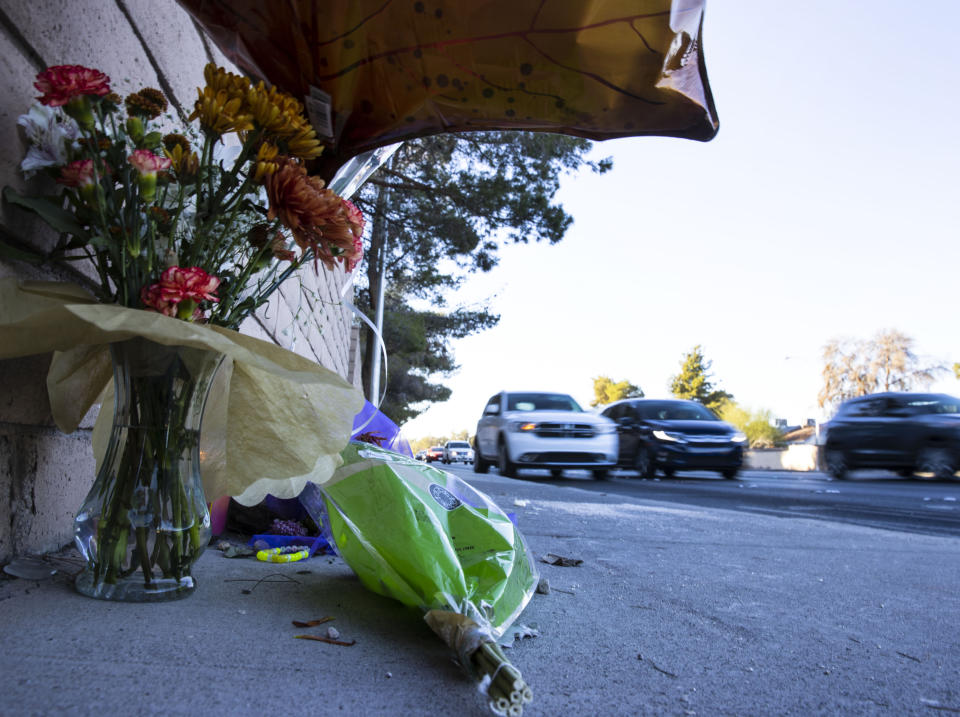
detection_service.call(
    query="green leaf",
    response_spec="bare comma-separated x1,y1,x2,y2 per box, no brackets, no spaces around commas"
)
2,186,86,236
143,131,164,148
87,234,110,250
0,238,44,264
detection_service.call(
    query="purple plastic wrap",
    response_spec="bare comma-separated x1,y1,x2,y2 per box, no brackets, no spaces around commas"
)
352,400,412,457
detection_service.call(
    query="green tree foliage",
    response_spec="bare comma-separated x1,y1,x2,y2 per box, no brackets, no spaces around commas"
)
954,362,959,380
818,329,946,410
591,376,643,407
718,403,783,448
669,345,733,414
353,132,611,423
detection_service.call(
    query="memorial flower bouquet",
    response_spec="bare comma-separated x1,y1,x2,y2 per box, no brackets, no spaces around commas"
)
2,63,365,601
8,62,364,327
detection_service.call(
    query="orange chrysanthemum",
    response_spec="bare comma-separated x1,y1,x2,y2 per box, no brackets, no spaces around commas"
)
265,157,352,269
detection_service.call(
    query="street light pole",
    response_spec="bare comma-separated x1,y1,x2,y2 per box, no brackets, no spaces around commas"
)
369,223,387,403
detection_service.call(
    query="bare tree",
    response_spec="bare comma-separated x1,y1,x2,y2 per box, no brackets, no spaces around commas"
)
818,329,946,409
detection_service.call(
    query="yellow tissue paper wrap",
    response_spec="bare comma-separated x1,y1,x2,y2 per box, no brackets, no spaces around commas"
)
0,279,365,505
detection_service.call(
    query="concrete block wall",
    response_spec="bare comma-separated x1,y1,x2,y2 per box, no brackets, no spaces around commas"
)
0,0,359,563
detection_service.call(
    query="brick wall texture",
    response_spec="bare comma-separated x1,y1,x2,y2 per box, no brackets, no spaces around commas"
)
0,0,360,563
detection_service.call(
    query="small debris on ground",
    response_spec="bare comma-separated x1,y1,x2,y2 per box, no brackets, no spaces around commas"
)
2,557,57,580
637,653,678,678
536,577,550,594
896,651,922,663
513,499,530,507
499,623,540,648
326,626,341,640
920,698,960,712
217,541,254,558
292,617,334,628
225,573,301,594
294,634,356,646
540,553,582,567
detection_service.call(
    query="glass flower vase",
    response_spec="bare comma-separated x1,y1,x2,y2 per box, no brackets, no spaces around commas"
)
74,336,224,602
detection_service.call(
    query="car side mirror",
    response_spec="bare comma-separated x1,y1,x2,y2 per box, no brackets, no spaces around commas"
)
484,405,500,416
617,416,634,427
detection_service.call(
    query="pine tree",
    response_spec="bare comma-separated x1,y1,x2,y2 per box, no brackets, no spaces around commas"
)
669,345,732,414
591,376,643,407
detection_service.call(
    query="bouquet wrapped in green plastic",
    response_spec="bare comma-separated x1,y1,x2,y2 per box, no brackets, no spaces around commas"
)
300,442,538,715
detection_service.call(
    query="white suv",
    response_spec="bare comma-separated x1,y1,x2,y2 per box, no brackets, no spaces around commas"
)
442,440,474,464
474,391,617,478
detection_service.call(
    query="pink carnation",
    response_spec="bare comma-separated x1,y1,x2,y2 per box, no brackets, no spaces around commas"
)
345,235,364,273
139,284,178,317
141,266,220,318
128,149,171,175
35,65,111,107
57,159,95,187
158,266,220,303
342,199,365,238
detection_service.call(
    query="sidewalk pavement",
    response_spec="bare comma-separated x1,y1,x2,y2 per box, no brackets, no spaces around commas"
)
2,473,959,716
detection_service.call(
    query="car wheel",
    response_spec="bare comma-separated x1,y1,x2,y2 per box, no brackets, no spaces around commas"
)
824,447,848,480
660,467,675,478
473,449,490,474
634,446,655,479
916,446,956,480
592,468,609,480
722,468,740,480
497,439,516,478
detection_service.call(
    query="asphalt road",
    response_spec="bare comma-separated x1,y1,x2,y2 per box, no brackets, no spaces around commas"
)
437,462,960,539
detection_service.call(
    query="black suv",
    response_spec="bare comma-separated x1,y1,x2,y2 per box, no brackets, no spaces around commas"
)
601,398,746,479
823,392,960,480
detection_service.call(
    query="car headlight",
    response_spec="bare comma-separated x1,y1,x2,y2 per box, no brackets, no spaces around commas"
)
652,430,686,443
508,421,538,432
731,432,748,443
595,423,617,434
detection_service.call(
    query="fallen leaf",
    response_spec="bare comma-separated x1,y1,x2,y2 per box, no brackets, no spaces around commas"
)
294,634,356,646
540,553,583,567
2,557,57,580
219,543,255,558
292,617,334,628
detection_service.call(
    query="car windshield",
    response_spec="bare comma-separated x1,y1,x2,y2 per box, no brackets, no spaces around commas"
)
447,442,470,448
506,393,582,412
636,401,718,421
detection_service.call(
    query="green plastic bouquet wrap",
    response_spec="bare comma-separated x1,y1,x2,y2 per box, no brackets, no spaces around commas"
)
300,442,538,715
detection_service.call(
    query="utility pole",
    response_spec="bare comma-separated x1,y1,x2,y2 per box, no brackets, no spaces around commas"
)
366,178,390,403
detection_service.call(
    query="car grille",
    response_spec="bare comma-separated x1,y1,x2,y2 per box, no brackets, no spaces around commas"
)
678,434,731,445
535,423,595,438
521,452,606,463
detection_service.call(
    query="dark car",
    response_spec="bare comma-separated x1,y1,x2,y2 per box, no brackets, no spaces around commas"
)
601,398,747,479
823,392,960,480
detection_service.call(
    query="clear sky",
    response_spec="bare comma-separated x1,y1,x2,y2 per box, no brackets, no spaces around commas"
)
400,0,960,440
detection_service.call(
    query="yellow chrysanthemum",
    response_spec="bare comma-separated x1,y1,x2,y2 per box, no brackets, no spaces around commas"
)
284,126,324,160
244,82,324,160
202,63,249,100
246,82,303,136
189,86,254,136
164,143,200,178
253,141,280,182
